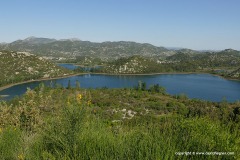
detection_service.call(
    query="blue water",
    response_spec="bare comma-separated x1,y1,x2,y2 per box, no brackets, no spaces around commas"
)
58,63,79,70
0,74,240,102
58,63,102,71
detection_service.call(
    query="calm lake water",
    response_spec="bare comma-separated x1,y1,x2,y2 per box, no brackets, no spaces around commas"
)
0,74,240,102
58,63,79,70
58,63,102,71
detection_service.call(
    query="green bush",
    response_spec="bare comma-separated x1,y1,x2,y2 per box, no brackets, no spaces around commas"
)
0,87,239,159
0,127,22,159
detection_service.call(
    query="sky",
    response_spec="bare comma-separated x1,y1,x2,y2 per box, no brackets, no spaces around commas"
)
0,0,240,50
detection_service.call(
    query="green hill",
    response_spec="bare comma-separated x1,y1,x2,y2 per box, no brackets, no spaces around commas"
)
228,68,240,79
0,50,72,87
96,50,240,74
0,37,175,61
167,49,240,68
99,55,168,74
1,37,240,77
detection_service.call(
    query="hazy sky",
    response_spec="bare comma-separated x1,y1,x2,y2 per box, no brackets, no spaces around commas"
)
1,0,240,50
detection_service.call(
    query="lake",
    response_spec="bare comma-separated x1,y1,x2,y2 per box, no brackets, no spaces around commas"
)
58,63,79,70
58,63,102,71
0,74,240,102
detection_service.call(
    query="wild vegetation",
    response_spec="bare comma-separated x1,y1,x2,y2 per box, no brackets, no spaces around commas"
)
0,50,73,87
0,83,239,159
227,67,240,79
167,49,240,79
94,50,240,79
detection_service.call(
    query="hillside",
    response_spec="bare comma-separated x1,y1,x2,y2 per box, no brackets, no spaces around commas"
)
95,50,240,74
1,37,240,76
0,37,176,61
0,86,239,159
167,49,240,68
0,50,72,87
2,37,239,70
228,68,240,79
98,55,194,74
164,49,240,74
99,56,169,74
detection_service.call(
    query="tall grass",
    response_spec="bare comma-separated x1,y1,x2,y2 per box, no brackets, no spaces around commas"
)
24,104,238,160
0,87,239,159
0,127,22,159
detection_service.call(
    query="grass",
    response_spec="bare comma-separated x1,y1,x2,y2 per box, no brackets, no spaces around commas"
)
0,86,239,159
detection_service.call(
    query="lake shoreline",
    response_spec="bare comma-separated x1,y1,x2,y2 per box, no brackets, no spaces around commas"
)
91,72,240,81
57,63,240,80
0,73,86,92
91,72,209,76
0,71,239,92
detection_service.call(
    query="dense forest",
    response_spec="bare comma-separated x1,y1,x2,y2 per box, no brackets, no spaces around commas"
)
0,83,239,159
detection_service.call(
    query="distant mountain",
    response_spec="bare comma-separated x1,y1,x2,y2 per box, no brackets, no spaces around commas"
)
0,50,72,87
166,52,196,62
59,38,81,42
0,37,239,65
165,47,184,50
0,37,176,60
13,36,57,45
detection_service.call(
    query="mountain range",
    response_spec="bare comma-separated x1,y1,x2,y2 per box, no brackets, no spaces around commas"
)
1,37,240,79
0,37,191,60
1,37,239,62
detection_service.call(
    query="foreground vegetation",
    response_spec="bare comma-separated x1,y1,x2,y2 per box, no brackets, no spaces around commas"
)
0,83,239,159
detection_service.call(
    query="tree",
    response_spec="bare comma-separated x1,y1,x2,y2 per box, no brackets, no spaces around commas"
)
149,84,166,94
76,80,80,89
142,82,146,91
67,80,71,89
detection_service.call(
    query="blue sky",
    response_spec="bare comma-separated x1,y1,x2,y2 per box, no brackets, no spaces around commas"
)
1,0,240,50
